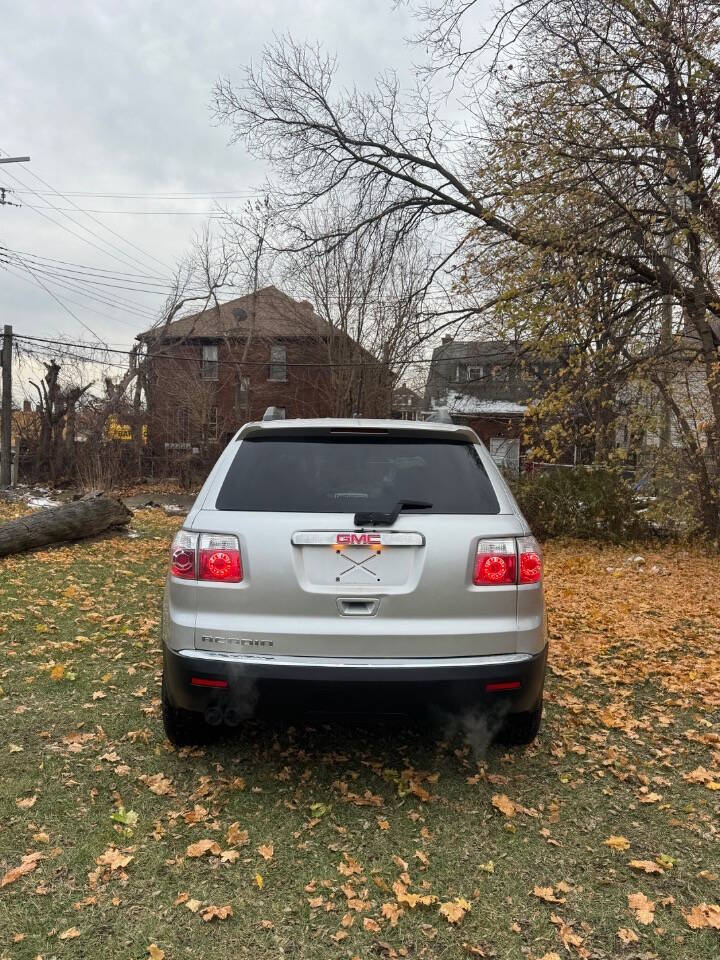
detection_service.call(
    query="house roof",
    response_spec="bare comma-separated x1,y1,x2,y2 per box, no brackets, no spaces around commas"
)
430,391,528,418
137,286,332,342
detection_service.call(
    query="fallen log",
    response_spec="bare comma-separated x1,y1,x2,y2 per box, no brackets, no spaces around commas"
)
0,494,132,557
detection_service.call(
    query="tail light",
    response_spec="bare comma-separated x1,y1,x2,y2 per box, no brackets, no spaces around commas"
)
171,530,197,580
518,536,542,584
169,531,243,583
198,534,242,583
472,536,543,586
473,538,516,585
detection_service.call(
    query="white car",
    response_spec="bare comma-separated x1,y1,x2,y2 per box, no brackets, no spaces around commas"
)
162,413,547,745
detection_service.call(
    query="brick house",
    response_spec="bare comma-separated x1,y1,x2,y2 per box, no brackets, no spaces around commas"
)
423,338,553,472
391,384,422,421
137,286,388,457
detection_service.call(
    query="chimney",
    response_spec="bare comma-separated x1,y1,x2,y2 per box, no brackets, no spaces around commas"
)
442,335,453,345
23,400,32,413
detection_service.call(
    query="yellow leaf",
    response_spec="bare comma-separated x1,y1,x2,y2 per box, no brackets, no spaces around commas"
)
491,794,516,817
604,835,630,851
147,945,165,960
255,873,264,889
439,898,471,924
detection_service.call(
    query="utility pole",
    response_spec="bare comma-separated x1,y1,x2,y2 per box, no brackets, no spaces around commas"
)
1,325,12,487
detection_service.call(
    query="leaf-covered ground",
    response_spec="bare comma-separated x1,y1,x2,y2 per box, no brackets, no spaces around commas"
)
1,505,719,960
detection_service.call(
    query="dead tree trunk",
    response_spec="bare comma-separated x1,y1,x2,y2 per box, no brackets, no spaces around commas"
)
0,495,132,557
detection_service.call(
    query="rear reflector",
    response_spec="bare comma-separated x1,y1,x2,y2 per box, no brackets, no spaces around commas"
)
485,680,522,693
191,676,228,688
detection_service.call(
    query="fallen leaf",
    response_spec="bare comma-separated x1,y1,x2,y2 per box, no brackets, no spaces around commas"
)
147,945,165,960
363,917,381,932
255,873,264,889
491,793,516,817
201,904,233,922
186,839,221,858
604,835,631,851
139,773,173,796
381,902,403,927
15,795,37,810
629,860,664,874
226,822,249,847
628,892,655,925
617,927,639,945
96,847,133,871
59,927,81,940
533,885,565,904
257,844,274,861
439,898,471,924
1,851,43,887
683,903,720,930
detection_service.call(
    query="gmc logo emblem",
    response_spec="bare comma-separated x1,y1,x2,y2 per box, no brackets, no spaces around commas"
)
336,533,382,545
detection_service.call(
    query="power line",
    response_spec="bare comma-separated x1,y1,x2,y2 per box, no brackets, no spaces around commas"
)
2,264,157,333
4,253,175,295
2,265,153,331
4,189,263,199
4,258,159,319
1,246,169,281
0,149,174,273
13,331,513,369
11,260,109,348
0,159,174,278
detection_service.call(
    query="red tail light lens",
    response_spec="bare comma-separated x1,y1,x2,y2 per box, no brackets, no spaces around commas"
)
170,531,197,579
518,536,542,584
473,539,517,585
198,534,243,583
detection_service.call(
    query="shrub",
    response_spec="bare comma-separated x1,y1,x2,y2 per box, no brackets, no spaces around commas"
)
511,467,648,542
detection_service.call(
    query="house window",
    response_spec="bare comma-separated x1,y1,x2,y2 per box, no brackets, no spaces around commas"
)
269,345,287,381
454,363,467,382
207,406,218,441
236,376,250,415
202,344,218,381
467,365,484,381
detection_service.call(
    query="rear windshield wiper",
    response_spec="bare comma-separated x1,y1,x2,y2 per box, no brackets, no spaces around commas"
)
354,500,433,527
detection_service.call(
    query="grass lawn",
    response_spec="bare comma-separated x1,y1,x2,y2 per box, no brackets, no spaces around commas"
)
1,503,719,960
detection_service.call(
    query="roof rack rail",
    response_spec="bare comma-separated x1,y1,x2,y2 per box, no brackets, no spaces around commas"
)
426,408,453,423
262,406,286,421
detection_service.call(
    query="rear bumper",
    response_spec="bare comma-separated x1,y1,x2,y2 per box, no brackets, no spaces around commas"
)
163,644,548,715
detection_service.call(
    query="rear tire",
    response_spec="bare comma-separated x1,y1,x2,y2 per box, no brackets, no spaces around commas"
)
162,676,217,747
497,699,543,746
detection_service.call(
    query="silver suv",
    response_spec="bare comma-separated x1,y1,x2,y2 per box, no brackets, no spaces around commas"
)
161,416,547,745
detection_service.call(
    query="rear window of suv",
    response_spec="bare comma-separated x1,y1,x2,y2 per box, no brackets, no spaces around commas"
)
216,434,500,514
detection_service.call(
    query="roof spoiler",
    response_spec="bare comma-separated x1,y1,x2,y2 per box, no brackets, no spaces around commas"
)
263,406,286,421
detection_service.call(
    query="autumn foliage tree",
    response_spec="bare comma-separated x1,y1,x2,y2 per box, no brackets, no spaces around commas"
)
214,0,720,536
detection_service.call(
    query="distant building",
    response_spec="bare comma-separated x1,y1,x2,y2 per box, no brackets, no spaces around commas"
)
423,338,552,472
391,384,422,421
137,286,388,456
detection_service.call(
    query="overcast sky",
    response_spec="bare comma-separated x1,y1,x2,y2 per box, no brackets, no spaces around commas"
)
1,0,429,375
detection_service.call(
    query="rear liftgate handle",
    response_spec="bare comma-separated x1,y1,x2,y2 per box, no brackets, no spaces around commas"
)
336,598,380,617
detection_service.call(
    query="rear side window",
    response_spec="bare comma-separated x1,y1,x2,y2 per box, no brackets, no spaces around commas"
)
216,435,499,514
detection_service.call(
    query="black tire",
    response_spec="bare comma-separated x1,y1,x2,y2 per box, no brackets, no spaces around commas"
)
161,676,217,747
496,699,543,746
